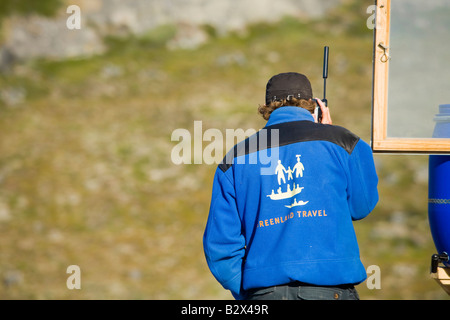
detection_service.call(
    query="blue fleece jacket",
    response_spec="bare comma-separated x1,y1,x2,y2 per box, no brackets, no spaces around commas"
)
203,107,379,299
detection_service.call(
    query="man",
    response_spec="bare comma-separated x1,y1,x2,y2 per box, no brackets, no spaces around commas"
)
203,72,378,300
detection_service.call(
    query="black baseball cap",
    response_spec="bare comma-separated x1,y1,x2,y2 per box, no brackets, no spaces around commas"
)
265,72,313,105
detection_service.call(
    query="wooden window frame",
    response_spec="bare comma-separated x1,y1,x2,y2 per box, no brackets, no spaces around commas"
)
371,0,450,154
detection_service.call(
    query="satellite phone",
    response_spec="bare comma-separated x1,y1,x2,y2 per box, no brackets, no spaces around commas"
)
315,46,329,123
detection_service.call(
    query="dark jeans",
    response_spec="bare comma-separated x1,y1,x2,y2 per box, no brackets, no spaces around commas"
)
245,282,360,300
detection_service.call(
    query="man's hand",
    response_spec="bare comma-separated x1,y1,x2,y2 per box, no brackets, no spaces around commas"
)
314,98,332,125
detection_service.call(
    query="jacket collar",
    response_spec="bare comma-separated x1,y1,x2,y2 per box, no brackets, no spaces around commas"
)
265,106,315,127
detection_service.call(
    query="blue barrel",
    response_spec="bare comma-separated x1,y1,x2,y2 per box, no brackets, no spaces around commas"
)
432,104,450,138
429,104,450,267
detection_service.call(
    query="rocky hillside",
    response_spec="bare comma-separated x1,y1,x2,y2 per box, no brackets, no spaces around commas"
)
1,0,343,62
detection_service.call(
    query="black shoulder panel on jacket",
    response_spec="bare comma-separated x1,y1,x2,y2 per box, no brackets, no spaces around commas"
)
219,120,360,172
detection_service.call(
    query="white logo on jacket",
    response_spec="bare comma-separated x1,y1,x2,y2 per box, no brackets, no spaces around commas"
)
267,155,309,208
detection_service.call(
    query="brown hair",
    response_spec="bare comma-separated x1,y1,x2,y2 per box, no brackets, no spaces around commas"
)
257,97,316,120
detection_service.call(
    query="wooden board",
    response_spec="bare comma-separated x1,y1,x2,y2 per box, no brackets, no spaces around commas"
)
371,0,450,153
431,267,450,295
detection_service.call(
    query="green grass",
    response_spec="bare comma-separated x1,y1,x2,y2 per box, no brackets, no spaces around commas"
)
0,0,447,299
